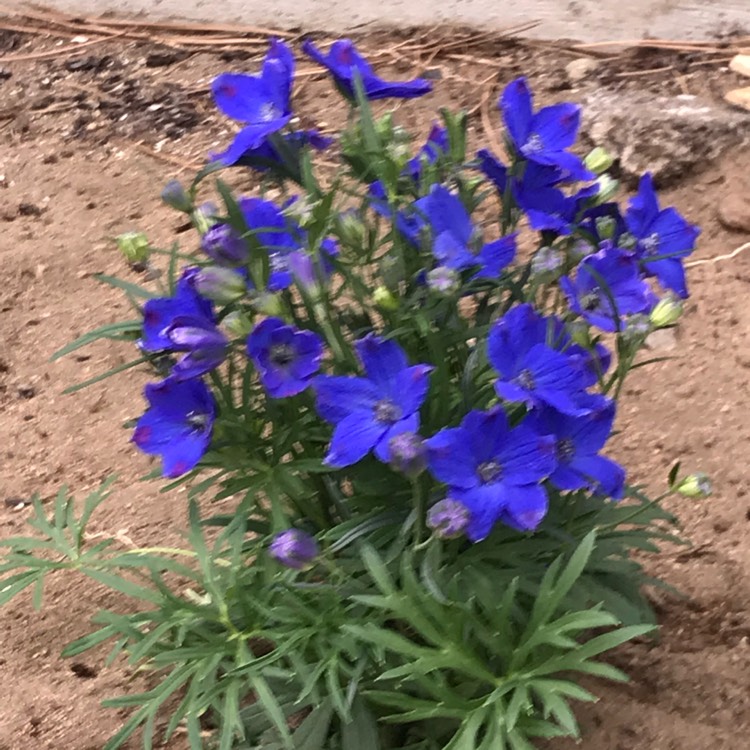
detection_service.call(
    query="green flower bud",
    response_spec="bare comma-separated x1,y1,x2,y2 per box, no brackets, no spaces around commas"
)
567,319,591,347
251,291,283,317
594,174,619,204
675,472,712,498
618,232,638,251
373,285,399,311
160,179,193,213
621,314,651,342
427,267,460,295
223,310,254,338
595,216,617,240
116,232,151,266
337,210,366,249
194,266,247,304
584,146,615,175
282,196,316,228
650,295,683,328
192,202,219,236
530,246,564,280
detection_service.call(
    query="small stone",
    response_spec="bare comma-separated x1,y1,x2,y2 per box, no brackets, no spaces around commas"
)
4,497,27,510
565,57,600,84
17,384,36,399
145,50,188,68
725,87,750,112
0,68,11,81
645,328,678,351
717,194,750,233
730,54,750,78
18,202,42,217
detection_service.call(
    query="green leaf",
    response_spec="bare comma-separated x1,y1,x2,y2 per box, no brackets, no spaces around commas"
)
50,320,141,360
341,697,380,750
62,356,149,394
250,675,294,750
94,273,157,299
292,701,334,750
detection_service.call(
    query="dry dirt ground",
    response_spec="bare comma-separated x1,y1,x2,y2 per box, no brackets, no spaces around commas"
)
1,19,750,750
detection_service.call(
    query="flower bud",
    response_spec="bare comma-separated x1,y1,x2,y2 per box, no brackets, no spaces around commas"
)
192,202,218,236
427,266,460,295
269,529,319,570
594,174,619,204
388,432,426,477
675,472,712,498
116,231,151,266
595,216,617,240
567,319,591,347
569,238,595,261
530,246,564,280
223,310,254,338
427,498,470,539
618,232,638,251
250,291,283,317
160,179,193,213
373,285,399,311
283,196,315,228
584,146,615,175
201,223,248,266
621,314,651,342
194,266,247,304
650,295,683,328
337,210,366,249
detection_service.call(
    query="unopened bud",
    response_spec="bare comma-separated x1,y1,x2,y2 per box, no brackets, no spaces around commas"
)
269,529,319,570
160,179,193,213
223,310,254,338
595,216,617,240
388,432,426,477
594,174,619,204
621,314,651,342
427,266,460,295
427,498,470,539
194,266,247,304
650,295,683,328
337,210,366,249
675,472,712,498
282,196,315,228
192,202,218,236
201,224,248,266
250,291,283,317
530,246,564,280
373,285,399,311
567,319,591,347
116,231,151,266
584,147,615,175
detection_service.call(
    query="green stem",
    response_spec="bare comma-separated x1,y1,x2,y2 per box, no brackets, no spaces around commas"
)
412,478,425,549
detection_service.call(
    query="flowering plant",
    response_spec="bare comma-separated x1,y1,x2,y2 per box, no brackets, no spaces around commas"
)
2,37,709,750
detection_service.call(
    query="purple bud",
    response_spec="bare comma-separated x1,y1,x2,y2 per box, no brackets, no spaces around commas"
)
427,266,460,294
427,498,470,539
388,432,426,477
161,179,193,213
269,529,319,570
201,224,249,265
194,266,247,303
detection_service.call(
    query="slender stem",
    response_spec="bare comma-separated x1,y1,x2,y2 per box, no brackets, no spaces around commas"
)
412,477,425,549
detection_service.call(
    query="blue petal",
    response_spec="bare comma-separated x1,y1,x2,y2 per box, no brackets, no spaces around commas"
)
571,399,616,454
160,432,212,478
460,408,514,465
500,78,533,150
373,413,419,463
487,303,547,376
650,208,700,258
570,454,626,499
212,73,287,124
261,38,295,110
473,235,516,279
626,173,660,237
419,185,473,244
645,257,688,298
454,483,509,542
434,231,475,271
425,427,478,489
211,123,289,167
494,379,535,408
498,424,556,485
391,364,433,415
355,335,408,390
324,410,384,468
363,76,433,100
533,150,594,181
529,102,581,152
501,484,549,531
313,376,379,424
477,148,508,193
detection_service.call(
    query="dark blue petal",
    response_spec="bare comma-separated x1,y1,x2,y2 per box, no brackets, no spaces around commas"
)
361,76,433,100
324,410,384,467
500,78,533,150
434,231,475,271
529,102,581,152
570,454,625,499
477,148,508,193
644,257,689,298
455,484,510,542
650,208,700,258
425,427,478,489
210,122,289,167
498,424,557,485
419,185,474,244
355,334,408,390
626,173,660,237
211,73,289,124
261,38,295,110
501,484,549,531
313,376,379,424
473,235,516,279
373,413,419,463
391,364,433,415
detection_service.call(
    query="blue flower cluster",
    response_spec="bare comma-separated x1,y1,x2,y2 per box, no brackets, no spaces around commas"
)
132,38,700,545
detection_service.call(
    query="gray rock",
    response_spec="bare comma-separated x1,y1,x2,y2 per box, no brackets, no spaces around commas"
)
565,57,600,84
581,90,749,185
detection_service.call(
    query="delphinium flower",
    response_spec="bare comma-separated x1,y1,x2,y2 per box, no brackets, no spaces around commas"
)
210,39,295,166
427,498,470,539
426,408,556,540
314,335,432,468
487,303,592,416
247,317,324,398
302,38,432,101
140,268,228,379
201,223,250,266
269,529,319,569
404,122,449,184
560,245,655,333
526,400,625,498
414,184,516,279
132,377,216,478
625,172,700,298
499,78,593,181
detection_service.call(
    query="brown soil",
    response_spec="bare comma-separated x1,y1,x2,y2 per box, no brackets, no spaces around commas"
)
1,21,749,750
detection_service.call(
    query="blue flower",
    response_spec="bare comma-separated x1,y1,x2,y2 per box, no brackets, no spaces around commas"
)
302,38,432,101
488,304,591,416
625,173,700,298
426,408,556,540
404,122,449,184
526,400,625,498
415,184,516,279
560,246,655,333
247,317,324,398
201,224,249,266
211,39,294,164
132,376,216,478
500,78,592,181
269,529,319,569
314,335,433,468
211,128,332,171
166,315,230,380
287,239,339,295
368,181,426,247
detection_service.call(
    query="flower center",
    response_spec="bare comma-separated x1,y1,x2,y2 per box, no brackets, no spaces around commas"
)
579,292,601,312
641,232,660,256
375,399,401,424
186,410,209,432
477,460,502,484
516,368,536,390
557,438,575,463
270,343,295,367
522,133,545,156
